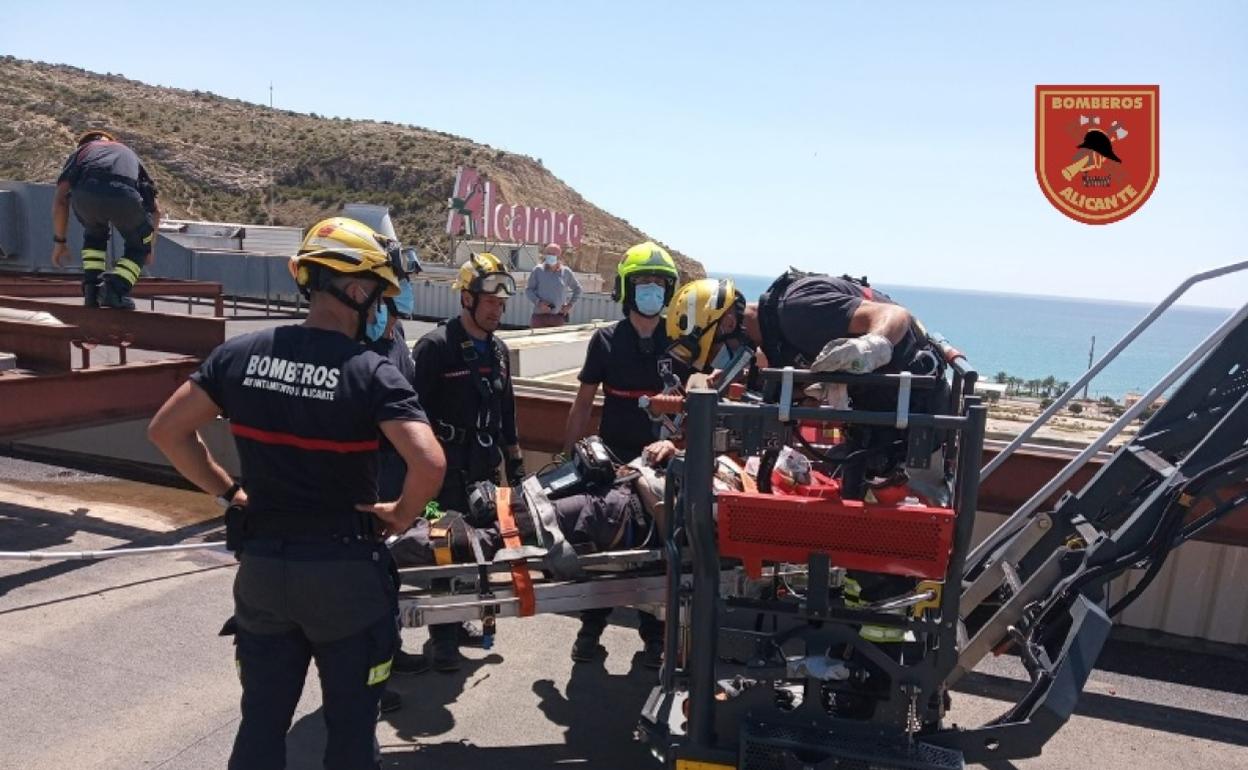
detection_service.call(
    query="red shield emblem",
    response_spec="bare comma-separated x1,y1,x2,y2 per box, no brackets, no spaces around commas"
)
1036,85,1159,225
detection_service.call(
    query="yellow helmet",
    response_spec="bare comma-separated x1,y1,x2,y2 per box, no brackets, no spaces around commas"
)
665,278,744,372
289,217,401,297
453,252,516,296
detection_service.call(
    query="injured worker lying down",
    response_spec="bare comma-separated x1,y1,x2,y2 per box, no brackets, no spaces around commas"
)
388,436,674,571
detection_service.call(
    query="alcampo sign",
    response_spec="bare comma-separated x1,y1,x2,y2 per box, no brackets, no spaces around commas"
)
1035,85,1159,225
446,166,584,247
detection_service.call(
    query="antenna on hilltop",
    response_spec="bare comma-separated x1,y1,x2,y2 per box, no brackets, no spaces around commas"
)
266,82,275,226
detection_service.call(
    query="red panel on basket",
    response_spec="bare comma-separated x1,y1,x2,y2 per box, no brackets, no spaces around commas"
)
716,492,955,579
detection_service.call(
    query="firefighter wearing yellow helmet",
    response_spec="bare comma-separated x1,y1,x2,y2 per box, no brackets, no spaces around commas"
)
148,216,446,769
665,277,750,373
396,252,524,671
289,216,405,342
562,241,689,668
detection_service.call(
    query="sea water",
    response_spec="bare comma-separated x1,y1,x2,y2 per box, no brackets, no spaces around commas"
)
714,274,1236,400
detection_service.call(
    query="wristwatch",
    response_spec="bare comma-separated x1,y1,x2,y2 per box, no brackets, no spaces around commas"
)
215,482,242,509
52,235,67,244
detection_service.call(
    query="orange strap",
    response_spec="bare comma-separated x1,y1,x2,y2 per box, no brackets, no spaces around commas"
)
494,486,535,617
740,466,759,494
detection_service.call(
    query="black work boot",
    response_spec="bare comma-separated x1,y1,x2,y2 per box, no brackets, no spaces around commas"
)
429,624,463,672
641,640,664,670
392,648,431,675
394,648,434,673
81,273,102,308
571,631,606,663
572,608,610,662
378,687,402,714
98,275,135,310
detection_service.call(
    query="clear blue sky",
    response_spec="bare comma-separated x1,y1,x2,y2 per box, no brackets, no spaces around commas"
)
4,1,1246,307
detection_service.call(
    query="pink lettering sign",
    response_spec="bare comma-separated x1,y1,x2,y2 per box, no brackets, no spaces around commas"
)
446,166,583,248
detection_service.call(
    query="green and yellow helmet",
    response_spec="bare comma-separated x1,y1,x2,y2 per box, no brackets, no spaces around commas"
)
613,241,679,311
289,217,402,297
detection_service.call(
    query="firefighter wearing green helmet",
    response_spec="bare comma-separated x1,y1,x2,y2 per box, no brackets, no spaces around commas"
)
562,241,690,667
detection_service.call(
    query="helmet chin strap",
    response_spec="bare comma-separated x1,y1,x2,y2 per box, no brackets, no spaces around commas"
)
327,282,382,341
463,292,491,335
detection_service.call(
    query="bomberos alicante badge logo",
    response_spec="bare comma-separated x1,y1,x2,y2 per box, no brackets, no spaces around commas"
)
1036,85,1159,225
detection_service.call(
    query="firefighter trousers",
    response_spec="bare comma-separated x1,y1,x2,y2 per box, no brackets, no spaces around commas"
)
228,539,397,770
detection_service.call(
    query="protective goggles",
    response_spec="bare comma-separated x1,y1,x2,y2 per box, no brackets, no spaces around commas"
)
474,272,517,296
384,243,423,280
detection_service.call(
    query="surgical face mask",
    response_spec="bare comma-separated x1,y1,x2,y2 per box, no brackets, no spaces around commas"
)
393,280,415,316
634,283,666,317
708,343,734,372
543,254,558,266
365,301,388,342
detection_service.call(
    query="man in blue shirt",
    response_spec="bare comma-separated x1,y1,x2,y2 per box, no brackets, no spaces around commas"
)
525,242,583,327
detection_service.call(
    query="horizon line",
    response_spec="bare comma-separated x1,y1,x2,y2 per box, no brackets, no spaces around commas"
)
708,271,1238,313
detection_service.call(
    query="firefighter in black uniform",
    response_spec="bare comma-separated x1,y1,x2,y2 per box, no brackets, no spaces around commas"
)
563,241,688,667
666,272,947,498
50,130,162,309
399,251,526,672
148,217,446,770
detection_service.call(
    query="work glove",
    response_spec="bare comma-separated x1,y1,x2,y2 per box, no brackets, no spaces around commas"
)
505,456,527,486
804,382,850,409
811,334,893,374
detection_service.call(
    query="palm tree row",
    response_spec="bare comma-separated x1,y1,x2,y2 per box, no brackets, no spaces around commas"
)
993,371,1072,399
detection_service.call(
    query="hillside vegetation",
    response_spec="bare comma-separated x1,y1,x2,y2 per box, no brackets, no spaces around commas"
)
0,56,703,282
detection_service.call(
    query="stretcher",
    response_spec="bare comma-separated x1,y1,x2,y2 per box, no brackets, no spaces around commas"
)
396,548,666,629
394,548,795,631
393,452,698,633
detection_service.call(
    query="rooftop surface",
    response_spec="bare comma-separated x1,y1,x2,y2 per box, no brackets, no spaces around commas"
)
1,456,1245,770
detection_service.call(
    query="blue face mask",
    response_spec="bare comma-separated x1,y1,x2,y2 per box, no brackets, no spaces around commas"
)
633,283,666,317
393,280,414,316
365,301,388,342
544,254,558,266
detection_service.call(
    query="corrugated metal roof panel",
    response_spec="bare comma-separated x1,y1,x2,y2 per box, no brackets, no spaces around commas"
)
973,511,1248,645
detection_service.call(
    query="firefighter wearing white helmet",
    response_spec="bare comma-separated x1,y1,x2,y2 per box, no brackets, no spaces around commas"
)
396,251,525,671
562,241,690,668
148,216,446,769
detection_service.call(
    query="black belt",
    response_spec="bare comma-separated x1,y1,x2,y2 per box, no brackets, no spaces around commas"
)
241,511,379,543
79,170,140,190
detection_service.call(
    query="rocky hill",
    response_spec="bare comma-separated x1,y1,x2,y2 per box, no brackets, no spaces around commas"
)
0,56,703,282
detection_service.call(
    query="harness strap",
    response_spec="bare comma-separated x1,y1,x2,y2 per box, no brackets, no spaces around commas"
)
494,486,535,616
433,419,469,445
604,386,660,400
740,466,759,494
430,524,454,565
522,476,584,579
